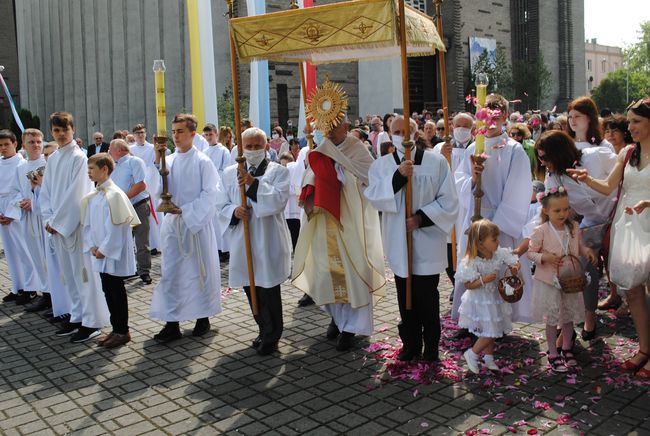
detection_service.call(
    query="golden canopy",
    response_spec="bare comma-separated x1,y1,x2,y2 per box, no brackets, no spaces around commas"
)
229,0,445,64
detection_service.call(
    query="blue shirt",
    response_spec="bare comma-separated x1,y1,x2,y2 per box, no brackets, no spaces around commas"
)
111,154,148,204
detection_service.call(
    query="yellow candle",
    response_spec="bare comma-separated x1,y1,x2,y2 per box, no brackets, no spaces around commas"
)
475,83,487,155
153,60,167,136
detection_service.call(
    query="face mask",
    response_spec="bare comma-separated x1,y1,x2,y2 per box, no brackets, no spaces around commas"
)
286,135,294,141
313,130,324,144
272,133,280,140
453,127,472,145
243,149,266,167
392,135,414,154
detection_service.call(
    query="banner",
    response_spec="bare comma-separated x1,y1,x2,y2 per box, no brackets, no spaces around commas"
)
0,71,24,133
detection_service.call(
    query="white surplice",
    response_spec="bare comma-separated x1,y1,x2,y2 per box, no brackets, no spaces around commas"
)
204,143,232,253
452,134,534,323
150,146,222,322
82,182,137,276
12,157,47,290
216,160,292,288
284,161,302,220
365,149,459,277
0,153,37,293
130,141,161,250
39,142,109,328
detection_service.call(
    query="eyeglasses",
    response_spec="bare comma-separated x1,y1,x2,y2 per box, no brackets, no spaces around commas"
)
436,128,444,131
510,131,523,137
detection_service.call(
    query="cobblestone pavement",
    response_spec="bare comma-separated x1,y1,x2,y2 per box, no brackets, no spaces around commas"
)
1,251,649,436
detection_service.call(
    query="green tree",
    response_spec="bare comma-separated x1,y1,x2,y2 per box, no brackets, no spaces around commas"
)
512,52,552,110
465,45,513,110
624,21,650,72
592,68,650,112
217,85,249,131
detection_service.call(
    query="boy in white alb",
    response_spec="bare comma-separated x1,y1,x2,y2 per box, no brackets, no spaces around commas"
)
81,153,140,348
39,112,110,343
0,129,39,305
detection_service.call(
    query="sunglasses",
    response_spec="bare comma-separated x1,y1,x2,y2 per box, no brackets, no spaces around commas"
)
510,131,523,137
627,98,650,111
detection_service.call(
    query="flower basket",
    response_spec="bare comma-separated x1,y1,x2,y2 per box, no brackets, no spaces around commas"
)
497,272,524,303
557,254,585,294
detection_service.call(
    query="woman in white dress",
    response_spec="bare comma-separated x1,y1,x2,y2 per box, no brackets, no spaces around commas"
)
568,98,650,379
567,96,615,152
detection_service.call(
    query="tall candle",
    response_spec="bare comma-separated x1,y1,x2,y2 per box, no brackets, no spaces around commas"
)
474,73,489,155
153,60,167,136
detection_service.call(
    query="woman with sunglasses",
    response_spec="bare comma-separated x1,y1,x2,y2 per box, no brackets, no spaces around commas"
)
568,98,650,378
535,130,617,344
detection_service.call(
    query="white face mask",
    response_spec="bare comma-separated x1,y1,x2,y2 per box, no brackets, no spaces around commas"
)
272,133,280,140
453,127,472,145
312,130,324,144
243,149,266,167
392,134,414,154
286,135,294,141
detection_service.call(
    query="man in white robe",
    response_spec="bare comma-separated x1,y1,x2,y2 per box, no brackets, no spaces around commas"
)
130,124,161,254
366,116,458,361
150,113,222,343
13,129,50,312
202,123,231,261
292,118,386,351
216,127,291,355
39,112,110,343
0,129,39,305
451,95,534,323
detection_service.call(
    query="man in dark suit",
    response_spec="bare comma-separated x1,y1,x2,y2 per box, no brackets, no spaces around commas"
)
87,132,109,157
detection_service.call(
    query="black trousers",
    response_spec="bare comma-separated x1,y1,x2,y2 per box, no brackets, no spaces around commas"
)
244,285,283,346
286,219,301,252
99,273,129,334
446,243,456,285
395,274,440,356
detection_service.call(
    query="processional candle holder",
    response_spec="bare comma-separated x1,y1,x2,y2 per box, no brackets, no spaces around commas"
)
471,72,489,223
153,60,178,213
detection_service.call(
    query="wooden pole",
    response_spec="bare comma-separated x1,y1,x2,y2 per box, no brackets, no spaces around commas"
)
298,62,315,150
397,0,413,310
434,0,456,270
226,0,258,315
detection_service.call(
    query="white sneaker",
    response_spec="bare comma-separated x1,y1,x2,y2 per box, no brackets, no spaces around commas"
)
464,349,480,374
483,355,499,371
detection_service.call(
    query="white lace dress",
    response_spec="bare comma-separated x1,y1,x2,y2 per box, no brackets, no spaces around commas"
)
608,162,650,291
456,247,517,337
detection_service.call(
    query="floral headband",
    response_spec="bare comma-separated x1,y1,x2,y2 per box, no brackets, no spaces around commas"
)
536,185,566,203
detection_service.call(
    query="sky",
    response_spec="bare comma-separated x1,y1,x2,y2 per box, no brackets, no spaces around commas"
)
584,0,650,48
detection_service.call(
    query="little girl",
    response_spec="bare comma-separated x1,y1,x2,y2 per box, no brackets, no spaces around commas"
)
457,219,521,374
527,187,596,372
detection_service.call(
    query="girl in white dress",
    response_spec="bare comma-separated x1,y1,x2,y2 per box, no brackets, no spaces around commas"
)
457,219,521,374
568,97,650,379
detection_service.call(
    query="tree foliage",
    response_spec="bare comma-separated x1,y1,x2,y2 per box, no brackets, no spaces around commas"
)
512,52,552,111
9,108,40,149
624,21,650,73
592,69,650,113
217,85,249,132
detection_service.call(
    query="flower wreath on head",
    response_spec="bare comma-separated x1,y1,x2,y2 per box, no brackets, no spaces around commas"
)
536,185,566,203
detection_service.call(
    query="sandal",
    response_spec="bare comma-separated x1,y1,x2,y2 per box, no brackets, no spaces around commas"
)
622,350,650,372
556,329,577,354
561,349,578,367
615,301,630,317
636,366,650,379
548,355,568,373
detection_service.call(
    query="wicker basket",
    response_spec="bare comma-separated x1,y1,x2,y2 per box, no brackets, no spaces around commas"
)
557,254,585,294
497,273,524,303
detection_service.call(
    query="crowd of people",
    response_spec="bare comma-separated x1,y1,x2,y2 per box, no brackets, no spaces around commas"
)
1,94,649,377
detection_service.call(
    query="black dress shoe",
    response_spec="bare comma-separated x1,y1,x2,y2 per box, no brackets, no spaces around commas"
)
192,318,210,336
422,348,439,362
297,294,315,307
154,323,182,343
25,295,52,313
15,291,37,306
2,292,17,302
326,319,340,340
140,274,153,285
581,327,596,341
336,332,355,351
257,342,278,356
397,348,420,362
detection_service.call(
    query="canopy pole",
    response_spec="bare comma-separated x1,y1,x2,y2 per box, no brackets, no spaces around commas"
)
397,0,413,310
226,0,258,315
299,62,315,150
434,0,456,271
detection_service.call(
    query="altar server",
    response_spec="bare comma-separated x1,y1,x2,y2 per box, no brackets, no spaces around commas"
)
150,114,222,343
216,127,291,355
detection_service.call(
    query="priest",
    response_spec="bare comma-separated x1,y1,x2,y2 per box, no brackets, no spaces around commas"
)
365,116,458,361
292,111,385,352
150,113,222,343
